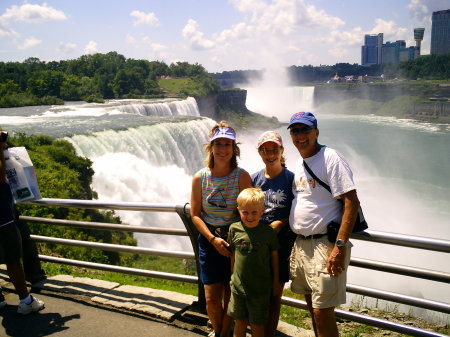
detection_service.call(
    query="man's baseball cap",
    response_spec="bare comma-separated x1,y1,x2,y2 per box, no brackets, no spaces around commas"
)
287,112,317,129
257,131,283,149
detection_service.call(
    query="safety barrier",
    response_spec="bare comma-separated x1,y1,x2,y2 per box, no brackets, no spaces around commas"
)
21,198,449,337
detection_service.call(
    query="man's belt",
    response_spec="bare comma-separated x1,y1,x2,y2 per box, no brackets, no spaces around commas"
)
298,233,327,240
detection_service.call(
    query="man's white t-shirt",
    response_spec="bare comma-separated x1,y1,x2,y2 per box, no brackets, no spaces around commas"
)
289,146,356,236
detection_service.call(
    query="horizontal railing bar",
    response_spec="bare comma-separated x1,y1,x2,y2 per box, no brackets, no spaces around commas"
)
350,257,450,283
347,284,450,314
281,297,448,337
38,255,198,284
24,200,450,253
351,231,450,253
21,216,188,236
31,235,195,260
25,198,181,213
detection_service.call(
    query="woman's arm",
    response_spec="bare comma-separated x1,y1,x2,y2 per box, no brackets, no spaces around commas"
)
239,169,252,191
269,218,289,233
271,250,281,296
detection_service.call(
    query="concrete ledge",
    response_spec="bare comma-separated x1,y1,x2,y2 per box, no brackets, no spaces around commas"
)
35,275,120,296
92,285,197,320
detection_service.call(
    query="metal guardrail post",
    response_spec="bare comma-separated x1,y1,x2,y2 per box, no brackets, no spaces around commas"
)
175,203,206,311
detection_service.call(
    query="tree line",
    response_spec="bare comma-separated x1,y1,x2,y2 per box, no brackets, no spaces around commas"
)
0,52,220,108
214,53,450,85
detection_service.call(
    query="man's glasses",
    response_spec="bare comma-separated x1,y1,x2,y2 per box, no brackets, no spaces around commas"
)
258,147,280,155
289,126,315,135
207,188,227,208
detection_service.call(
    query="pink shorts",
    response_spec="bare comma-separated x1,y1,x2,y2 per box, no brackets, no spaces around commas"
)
289,235,351,309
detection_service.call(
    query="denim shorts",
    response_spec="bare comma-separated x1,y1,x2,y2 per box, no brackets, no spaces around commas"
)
0,222,23,264
289,235,351,309
198,232,231,285
227,291,271,325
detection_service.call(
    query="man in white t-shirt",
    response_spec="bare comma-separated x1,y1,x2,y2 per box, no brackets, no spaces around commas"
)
287,112,360,337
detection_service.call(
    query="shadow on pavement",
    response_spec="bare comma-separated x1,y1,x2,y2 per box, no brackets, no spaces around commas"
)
0,304,80,337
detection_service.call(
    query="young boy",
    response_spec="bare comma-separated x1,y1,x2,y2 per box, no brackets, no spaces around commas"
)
227,188,280,337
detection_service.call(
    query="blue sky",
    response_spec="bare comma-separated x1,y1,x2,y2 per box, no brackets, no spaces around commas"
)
0,0,448,72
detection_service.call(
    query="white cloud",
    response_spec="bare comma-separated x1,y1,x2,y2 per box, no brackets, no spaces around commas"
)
228,0,344,36
1,3,67,24
125,34,137,47
0,24,19,38
370,18,408,41
215,22,253,43
84,41,98,54
57,42,77,54
408,0,449,23
182,19,215,50
322,27,364,48
17,37,42,50
130,10,159,27
211,56,221,66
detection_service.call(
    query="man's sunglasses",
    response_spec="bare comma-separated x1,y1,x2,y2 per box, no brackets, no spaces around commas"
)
289,126,315,135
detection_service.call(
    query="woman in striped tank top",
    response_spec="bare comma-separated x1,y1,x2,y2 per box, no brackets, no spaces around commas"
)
190,121,252,337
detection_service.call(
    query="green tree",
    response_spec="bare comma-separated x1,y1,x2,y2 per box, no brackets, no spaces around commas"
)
60,74,82,101
27,70,65,97
0,79,21,96
113,68,146,97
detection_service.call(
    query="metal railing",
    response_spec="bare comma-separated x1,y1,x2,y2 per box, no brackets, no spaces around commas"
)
21,198,450,337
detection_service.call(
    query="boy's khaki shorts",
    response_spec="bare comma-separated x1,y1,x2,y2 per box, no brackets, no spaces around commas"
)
290,235,352,309
227,291,271,325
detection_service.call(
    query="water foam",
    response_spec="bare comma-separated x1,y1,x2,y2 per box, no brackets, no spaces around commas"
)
68,118,215,251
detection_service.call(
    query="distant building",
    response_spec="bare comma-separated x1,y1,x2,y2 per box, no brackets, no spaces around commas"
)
361,28,424,65
431,9,450,55
361,33,383,66
414,27,425,58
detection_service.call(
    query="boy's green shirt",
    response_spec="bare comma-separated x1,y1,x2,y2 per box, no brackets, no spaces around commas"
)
228,221,279,298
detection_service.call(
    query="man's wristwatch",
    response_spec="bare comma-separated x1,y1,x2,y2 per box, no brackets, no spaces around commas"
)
335,238,346,247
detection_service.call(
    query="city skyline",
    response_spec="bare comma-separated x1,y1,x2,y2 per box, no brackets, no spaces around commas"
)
0,0,449,73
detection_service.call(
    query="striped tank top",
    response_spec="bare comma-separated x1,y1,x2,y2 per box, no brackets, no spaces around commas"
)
200,167,242,227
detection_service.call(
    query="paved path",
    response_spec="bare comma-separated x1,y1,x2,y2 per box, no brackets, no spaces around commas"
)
0,291,203,337
0,274,314,337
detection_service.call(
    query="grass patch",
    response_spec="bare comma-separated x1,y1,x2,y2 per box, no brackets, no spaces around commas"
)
158,78,200,96
40,254,198,296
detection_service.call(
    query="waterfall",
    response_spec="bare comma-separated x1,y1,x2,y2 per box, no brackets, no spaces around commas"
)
116,97,200,116
67,118,215,251
0,97,201,138
244,86,315,122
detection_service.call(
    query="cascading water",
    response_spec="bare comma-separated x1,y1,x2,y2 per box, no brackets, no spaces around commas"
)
116,97,200,116
245,86,315,122
68,118,215,251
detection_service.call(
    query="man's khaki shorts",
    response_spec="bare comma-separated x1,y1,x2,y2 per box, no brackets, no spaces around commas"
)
289,235,352,309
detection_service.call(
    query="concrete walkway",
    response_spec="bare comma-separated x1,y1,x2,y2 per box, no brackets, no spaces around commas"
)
0,274,315,337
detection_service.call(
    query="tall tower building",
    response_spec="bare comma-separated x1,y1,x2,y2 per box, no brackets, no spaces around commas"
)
361,33,383,66
414,28,425,57
431,9,450,55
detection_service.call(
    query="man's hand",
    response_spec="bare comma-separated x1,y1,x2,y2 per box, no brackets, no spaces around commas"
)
326,245,346,276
